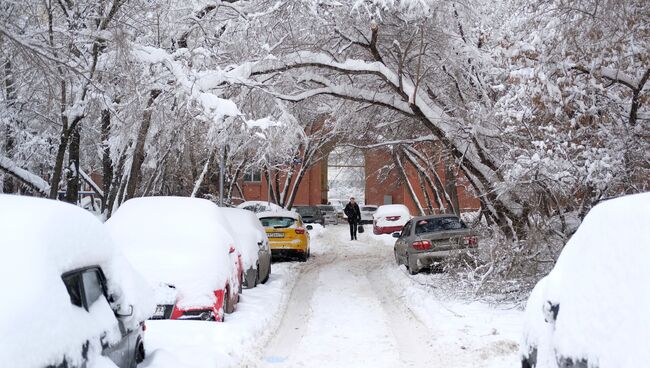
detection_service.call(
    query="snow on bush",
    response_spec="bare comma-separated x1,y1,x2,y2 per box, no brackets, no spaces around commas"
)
521,193,650,367
106,197,236,310
373,204,411,227
0,195,153,368
220,207,264,273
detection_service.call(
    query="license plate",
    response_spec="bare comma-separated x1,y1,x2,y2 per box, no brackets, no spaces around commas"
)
268,232,285,238
153,305,166,317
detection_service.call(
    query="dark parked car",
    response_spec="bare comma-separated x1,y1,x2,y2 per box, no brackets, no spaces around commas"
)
317,204,339,225
393,215,477,274
293,205,326,226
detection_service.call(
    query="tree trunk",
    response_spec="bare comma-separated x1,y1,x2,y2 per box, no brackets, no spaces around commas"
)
64,123,81,203
2,59,16,194
101,109,113,213
124,89,161,200
444,152,460,216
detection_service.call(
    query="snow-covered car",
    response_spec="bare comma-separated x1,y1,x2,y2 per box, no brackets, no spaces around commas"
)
393,215,478,274
258,210,311,261
373,204,412,234
237,200,283,213
221,207,272,288
317,204,339,225
106,197,242,322
360,205,378,224
0,195,153,368
520,193,650,368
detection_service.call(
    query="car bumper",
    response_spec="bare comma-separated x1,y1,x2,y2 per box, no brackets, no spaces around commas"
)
373,224,404,234
413,248,478,269
270,239,308,252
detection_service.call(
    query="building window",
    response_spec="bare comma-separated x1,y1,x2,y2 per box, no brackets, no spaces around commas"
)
243,170,262,183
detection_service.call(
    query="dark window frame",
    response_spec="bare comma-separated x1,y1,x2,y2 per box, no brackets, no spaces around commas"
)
243,170,262,183
61,266,109,311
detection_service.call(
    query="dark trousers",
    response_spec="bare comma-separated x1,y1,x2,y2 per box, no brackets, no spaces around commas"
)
349,221,358,240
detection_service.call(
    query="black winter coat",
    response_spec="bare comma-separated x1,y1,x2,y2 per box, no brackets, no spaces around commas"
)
344,202,361,223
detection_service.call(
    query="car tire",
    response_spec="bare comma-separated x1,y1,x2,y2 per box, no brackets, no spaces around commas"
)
254,267,260,287
224,286,235,315
132,339,145,367
406,255,418,275
394,249,400,265
238,271,244,294
261,263,271,284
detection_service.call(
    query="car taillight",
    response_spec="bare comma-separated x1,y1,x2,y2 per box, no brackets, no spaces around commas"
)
386,216,401,221
295,228,305,234
412,240,432,250
463,236,478,247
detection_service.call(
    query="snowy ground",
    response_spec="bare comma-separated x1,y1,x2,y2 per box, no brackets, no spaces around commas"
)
142,225,523,368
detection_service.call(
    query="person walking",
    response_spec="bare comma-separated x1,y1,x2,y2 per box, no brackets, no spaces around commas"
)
344,197,361,240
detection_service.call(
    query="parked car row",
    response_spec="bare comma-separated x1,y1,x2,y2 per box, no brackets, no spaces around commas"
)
0,195,283,368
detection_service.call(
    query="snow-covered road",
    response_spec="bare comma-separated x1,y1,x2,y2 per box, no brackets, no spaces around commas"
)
143,225,523,368
257,226,522,368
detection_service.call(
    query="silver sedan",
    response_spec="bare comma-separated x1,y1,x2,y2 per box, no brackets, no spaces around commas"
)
393,215,478,274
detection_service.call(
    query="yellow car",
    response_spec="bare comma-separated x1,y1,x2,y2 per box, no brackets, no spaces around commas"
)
257,210,311,261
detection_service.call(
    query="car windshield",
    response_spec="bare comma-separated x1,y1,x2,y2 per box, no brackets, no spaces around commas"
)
318,205,335,211
295,207,318,216
415,217,466,234
259,217,296,228
242,204,265,213
361,206,377,212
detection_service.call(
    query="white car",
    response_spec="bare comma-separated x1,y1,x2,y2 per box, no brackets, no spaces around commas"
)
0,195,153,368
360,205,378,224
237,200,283,213
373,204,411,235
221,207,272,288
106,197,243,322
520,193,650,368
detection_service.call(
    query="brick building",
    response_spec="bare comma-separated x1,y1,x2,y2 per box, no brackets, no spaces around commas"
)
239,146,480,215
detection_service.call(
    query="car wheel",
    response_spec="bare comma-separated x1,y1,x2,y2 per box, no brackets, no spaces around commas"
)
261,263,271,284
238,271,244,294
406,255,418,275
134,339,145,366
224,287,235,315
254,267,260,287
394,249,400,265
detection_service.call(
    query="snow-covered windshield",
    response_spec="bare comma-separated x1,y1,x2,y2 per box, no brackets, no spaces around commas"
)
260,217,296,228
415,217,466,234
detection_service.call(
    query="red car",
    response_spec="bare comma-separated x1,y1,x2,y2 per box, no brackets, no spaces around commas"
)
373,204,412,235
106,197,243,322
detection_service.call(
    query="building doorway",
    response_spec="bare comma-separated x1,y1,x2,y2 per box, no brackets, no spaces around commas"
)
327,146,365,204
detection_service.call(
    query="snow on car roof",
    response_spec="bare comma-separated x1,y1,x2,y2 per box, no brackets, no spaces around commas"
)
0,195,153,367
237,200,283,211
257,210,301,220
220,207,264,270
106,196,234,309
375,204,410,216
522,192,650,366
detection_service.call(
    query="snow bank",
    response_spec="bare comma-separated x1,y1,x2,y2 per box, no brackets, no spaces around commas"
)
373,204,411,227
106,197,235,310
220,207,263,271
522,193,650,367
0,195,153,368
141,263,301,368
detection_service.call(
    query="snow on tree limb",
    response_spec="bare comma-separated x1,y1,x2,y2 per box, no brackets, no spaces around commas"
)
0,156,50,196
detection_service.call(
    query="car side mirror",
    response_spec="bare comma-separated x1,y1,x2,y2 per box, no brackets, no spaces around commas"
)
392,232,401,238
306,225,313,230
115,304,133,317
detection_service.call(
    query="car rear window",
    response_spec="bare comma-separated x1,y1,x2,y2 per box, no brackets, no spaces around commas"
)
319,205,335,211
415,217,466,234
361,206,377,211
260,217,296,228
